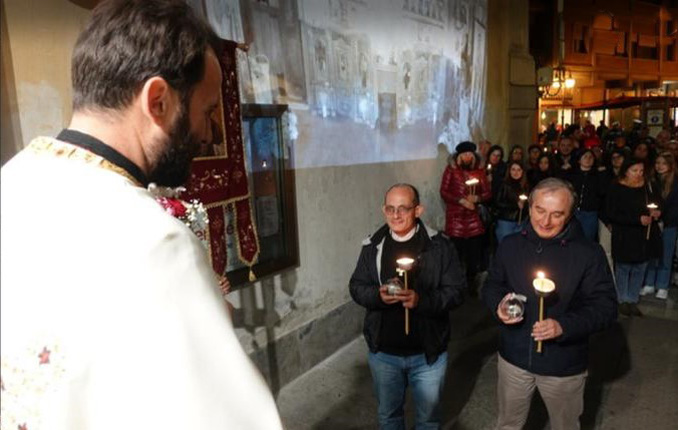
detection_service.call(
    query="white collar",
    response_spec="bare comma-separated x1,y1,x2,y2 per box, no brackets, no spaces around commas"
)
390,225,418,242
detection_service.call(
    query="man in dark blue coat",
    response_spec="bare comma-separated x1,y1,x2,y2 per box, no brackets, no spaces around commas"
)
483,178,617,430
349,183,465,429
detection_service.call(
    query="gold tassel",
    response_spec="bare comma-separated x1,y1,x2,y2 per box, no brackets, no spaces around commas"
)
248,266,257,282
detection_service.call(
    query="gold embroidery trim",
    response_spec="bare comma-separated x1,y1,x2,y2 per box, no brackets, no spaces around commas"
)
26,137,143,187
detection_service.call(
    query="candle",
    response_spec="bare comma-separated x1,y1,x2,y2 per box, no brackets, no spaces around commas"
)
532,271,555,354
465,177,479,196
646,203,658,239
396,257,415,335
487,164,492,171
396,257,415,271
533,271,555,294
518,194,528,224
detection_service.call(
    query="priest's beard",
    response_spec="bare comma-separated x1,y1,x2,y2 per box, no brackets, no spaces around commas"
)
148,107,199,187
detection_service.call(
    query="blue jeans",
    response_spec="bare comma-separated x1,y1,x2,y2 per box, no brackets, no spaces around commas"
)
367,351,448,430
575,210,598,241
495,219,522,244
644,226,678,291
615,262,649,303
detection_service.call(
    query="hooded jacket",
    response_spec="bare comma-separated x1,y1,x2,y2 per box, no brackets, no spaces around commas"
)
483,219,617,376
349,220,466,364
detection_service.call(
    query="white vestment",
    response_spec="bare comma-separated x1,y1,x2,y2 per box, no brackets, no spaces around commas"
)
0,137,282,430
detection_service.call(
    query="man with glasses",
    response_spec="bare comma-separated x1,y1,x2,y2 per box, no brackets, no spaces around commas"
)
350,183,466,429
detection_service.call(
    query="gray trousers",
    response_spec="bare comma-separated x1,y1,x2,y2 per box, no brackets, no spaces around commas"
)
495,355,586,430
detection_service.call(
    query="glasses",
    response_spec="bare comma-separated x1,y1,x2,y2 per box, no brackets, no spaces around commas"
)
384,205,416,216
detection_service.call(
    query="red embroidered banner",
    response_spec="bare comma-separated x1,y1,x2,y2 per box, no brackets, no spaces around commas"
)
183,39,259,276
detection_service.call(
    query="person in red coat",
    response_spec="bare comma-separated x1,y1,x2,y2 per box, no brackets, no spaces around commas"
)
440,141,492,293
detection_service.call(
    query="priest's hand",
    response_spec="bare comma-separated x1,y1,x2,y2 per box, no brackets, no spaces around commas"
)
531,318,563,341
218,275,231,295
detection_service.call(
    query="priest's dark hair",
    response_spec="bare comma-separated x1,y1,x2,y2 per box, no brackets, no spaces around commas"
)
71,0,219,112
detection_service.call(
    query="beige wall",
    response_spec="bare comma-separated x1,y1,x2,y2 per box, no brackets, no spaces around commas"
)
484,0,537,150
1,0,90,163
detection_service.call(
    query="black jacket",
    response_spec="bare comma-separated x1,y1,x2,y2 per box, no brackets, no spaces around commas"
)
349,220,466,364
570,168,605,212
657,175,678,227
494,180,529,222
606,182,662,263
483,220,617,376
490,161,507,199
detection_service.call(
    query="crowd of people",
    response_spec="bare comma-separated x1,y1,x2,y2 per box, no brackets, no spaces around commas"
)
440,120,678,317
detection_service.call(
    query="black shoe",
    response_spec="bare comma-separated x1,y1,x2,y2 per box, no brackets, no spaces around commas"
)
619,302,631,316
629,303,643,317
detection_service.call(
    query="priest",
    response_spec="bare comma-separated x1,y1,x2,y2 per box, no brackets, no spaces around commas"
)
0,1,281,429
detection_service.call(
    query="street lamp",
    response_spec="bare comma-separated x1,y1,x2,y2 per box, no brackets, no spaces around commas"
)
540,65,575,97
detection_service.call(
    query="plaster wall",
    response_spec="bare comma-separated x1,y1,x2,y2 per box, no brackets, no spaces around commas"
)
484,0,537,150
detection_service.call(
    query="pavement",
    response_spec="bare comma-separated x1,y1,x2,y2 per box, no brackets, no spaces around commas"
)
276,286,678,430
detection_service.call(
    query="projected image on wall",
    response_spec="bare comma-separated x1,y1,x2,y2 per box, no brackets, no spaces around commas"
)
202,0,488,168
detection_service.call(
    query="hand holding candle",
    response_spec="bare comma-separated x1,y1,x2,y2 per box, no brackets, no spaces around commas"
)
646,203,658,239
532,271,555,353
396,257,415,335
518,194,528,223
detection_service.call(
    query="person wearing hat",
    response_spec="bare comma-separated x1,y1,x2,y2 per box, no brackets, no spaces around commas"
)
440,141,492,294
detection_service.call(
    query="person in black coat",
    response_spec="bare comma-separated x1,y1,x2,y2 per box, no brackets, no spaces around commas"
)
570,149,605,241
349,184,465,429
483,178,617,430
553,136,577,181
487,144,507,198
494,161,529,244
528,153,555,188
642,151,678,300
605,158,662,316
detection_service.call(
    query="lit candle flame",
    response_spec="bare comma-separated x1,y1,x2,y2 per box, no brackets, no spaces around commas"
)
537,271,545,279
647,203,658,209
465,178,479,186
396,257,415,271
519,194,528,201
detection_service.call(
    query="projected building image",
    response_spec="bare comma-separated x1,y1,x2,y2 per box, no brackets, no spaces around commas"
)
199,0,488,168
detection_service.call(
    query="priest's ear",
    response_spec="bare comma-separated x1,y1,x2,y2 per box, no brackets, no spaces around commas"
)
139,76,179,129
415,204,424,218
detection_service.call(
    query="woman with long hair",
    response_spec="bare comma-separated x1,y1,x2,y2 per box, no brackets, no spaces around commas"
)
493,161,529,243
528,153,555,188
487,144,507,198
642,151,678,300
509,144,524,164
606,158,663,316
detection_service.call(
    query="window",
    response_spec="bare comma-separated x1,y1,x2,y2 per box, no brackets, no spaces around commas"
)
573,24,589,54
227,104,299,286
